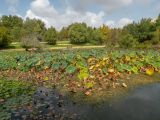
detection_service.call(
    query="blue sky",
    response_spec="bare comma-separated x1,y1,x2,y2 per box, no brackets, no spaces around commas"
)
0,0,160,30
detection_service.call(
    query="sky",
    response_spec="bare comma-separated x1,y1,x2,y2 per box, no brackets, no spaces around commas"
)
0,0,160,30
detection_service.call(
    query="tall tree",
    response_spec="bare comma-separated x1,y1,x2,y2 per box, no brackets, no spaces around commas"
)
0,15,23,42
0,26,11,48
68,23,89,44
22,18,46,41
99,25,111,44
45,27,57,45
58,27,69,41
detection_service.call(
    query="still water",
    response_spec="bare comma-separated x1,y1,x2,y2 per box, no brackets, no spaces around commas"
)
76,84,160,120
12,84,160,120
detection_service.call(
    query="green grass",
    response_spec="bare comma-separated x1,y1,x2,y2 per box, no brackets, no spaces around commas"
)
1,41,105,52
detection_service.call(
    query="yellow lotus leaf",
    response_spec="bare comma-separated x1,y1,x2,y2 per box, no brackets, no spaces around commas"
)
88,58,95,63
44,77,49,81
96,64,100,68
89,66,94,70
125,56,131,61
100,61,106,66
85,82,94,89
108,68,114,73
89,75,95,79
44,66,49,70
146,68,154,76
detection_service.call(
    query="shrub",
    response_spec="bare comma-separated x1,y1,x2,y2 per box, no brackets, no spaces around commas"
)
151,28,160,45
69,23,89,44
0,27,11,48
119,33,138,48
89,29,103,45
21,34,41,51
45,27,57,45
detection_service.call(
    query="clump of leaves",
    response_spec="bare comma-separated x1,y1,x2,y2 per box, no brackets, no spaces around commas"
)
0,79,36,120
0,79,36,100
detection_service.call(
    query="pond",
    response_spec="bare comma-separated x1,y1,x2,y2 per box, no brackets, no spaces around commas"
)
77,84,160,120
11,84,160,120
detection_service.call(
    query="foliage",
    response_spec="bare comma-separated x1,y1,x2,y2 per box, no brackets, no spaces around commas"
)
88,27,103,45
58,27,69,41
45,27,57,45
0,49,160,103
119,33,138,48
152,28,160,44
99,24,111,44
0,15,23,42
0,79,35,99
0,78,35,120
21,33,41,50
22,18,46,39
0,15,23,28
0,49,160,77
69,23,89,44
124,18,155,44
109,28,122,47
0,26,11,48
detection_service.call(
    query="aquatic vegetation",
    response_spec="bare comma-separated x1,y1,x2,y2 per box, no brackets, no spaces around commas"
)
0,49,160,96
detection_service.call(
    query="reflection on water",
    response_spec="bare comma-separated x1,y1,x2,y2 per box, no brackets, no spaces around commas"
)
11,84,160,120
77,84,160,120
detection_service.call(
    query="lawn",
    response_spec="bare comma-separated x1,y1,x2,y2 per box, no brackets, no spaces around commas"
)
7,41,105,52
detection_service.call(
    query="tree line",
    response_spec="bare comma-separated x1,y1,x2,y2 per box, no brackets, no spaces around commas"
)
0,14,160,49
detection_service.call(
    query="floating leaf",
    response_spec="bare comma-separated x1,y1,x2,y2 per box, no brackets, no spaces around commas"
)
122,83,127,88
85,82,94,89
78,69,89,80
44,77,49,81
66,65,76,74
146,67,154,76
132,66,139,73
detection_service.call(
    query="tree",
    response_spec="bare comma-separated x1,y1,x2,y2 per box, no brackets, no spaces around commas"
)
156,14,160,28
0,15,23,42
68,23,89,44
22,18,46,41
45,27,57,45
58,27,69,41
119,32,138,48
110,28,122,47
0,15,23,28
21,33,41,51
99,25,111,44
137,18,154,42
123,22,139,40
124,19,154,43
0,27,11,48
88,27,103,45
152,28,160,44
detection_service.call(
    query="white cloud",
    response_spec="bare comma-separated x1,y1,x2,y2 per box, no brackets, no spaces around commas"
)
105,18,133,28
25,0,133,30
117,18,133,28
105,20,115,28
25,0,105,30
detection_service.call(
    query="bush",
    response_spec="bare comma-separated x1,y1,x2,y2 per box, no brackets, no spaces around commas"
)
119,33,138,48
21,34,41,51
89,29,103,45
69,23,89,44
151,28,160,45
45,27,57,45
0,27,11,48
